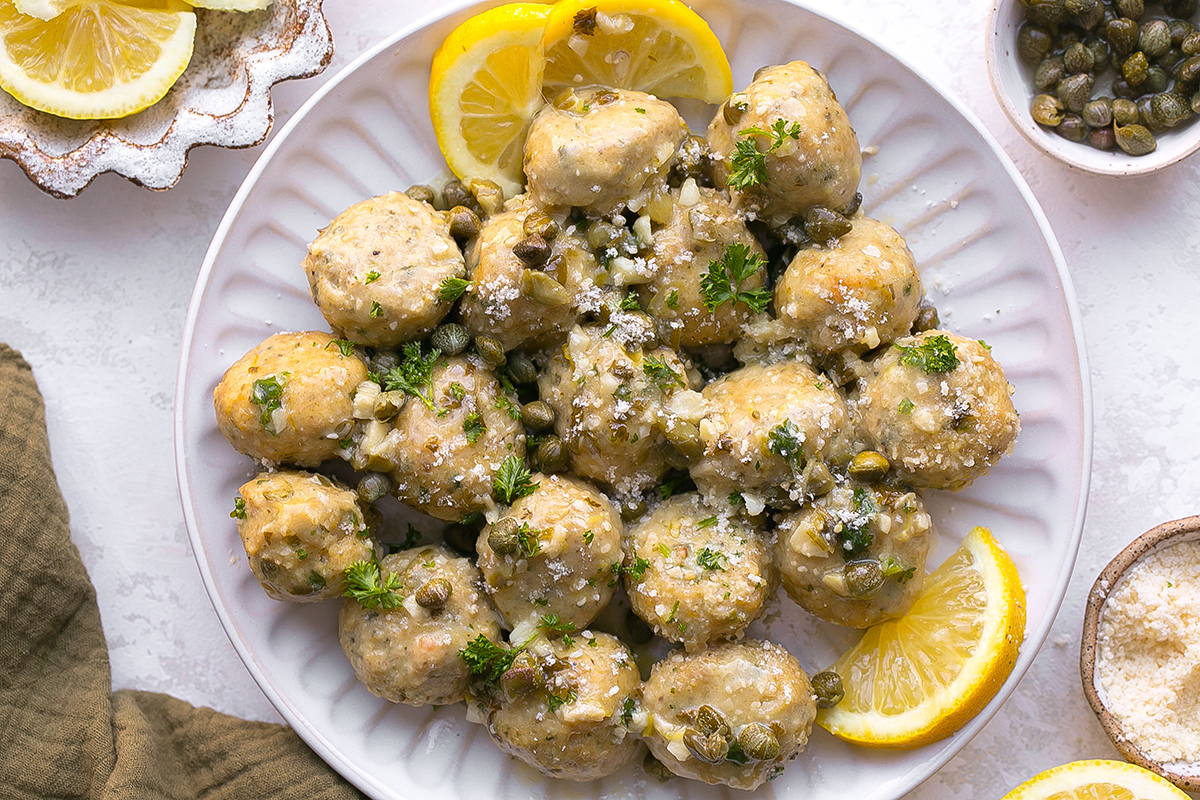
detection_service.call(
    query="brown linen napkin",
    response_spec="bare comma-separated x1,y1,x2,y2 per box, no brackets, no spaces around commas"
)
0,344,365,800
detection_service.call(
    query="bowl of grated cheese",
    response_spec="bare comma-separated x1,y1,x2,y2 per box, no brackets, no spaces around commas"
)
1082,514,1200,792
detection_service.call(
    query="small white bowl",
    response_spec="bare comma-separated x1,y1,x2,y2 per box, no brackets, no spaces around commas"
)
986,0,1200,176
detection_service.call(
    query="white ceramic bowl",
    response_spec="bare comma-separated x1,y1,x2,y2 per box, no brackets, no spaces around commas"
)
986,0,1200,176
176,1,1092,798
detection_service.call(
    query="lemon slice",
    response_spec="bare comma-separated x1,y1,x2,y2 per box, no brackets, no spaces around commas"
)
540,0,732,103
0,0,195,120
429,3,550,197
817,526,1027,748
1000,760,1191,800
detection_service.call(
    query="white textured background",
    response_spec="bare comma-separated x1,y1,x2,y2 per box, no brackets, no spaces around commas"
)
0,0,1197,797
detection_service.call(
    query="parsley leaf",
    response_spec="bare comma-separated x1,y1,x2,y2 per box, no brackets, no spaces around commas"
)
620,696,637,726
725,740,751,766
494,454,538,504
517,522,542,558
364,270,381,284
383,343,440,410
899,397,915,414
699,242,770,313
624,555,650,582
547,689,577,711
399,523,422,550
697,547,727,571
881,556,916,584
727,119,801,190
230,497,247,520
643,354,685,388
439,276,472,302
620,293,641,311
539,614,577,635
343,559,404,609
666,288,679,309
327,339,357,357
767,419,806,470
696,516,718,529
459,635,520,686
839,488,879,559
250,374,288,429
463,412,486,444
894,334,960,374
369,301,384,318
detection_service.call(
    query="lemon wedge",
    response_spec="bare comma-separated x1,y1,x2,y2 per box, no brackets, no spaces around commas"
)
0,0,195,120
540,0,732,103
429,3,550,197
1000,760,1191,800
817,526,1026,748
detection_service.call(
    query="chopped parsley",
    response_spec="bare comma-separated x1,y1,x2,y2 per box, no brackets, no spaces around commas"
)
839,488,879,560
699,242,771,313
725,740,751,766
400,523,422,550
643,354,685,388
635,107,646,114
459,635,520,686
547,689,577,711
894,334,960,374
250,374,288,429
308,571,327,592
697,547,727,571
881,556,916,584
294,547,308,561
364,270,381,284
369,301,384,318
343,559,404,609
665,600,681,624
517,522,542,558
624,555,650,582
666,288,679,309
230,497,247,520
327,339,357,357
696,516,719,529
539,614,577,635
899,397,915,414
448,382,466,402
620,696,637,726
438,276,472,302
727,119,801,190
583,529,594,545
620,293,641,311
463,412,486,444
493,454,538,504
383,343,440,410
767,419,806,470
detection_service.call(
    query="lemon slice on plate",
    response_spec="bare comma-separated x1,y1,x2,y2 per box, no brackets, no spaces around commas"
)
0,0,195,119
1000,760,1191,800
817,526,1027,748
429,2,550,197
540,0,732,103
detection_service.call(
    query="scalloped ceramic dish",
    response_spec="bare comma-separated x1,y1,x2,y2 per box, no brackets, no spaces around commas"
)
175,1,1093,798
0,0,333,198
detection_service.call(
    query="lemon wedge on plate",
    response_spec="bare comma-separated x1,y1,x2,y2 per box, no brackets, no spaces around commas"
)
540,0,732,103
817,526,1027,748
429,3,551,197
0,0,195,119
1000,760,1191,800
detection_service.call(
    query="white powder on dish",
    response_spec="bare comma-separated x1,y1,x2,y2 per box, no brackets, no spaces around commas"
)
1096,539,1200,764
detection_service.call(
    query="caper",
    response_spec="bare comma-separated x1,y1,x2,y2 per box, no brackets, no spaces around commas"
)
467,178,504,217
405,184,436,206
488,517,521,556
1122,50,1150,86
521,400,555,431
593,87,620,106
737,723,780,762
371,350,399,373
806,461,836,497
684,730,730,764
1082,97,1113,127
356,472,393,504
1031,93,1066,126
373,389,407,422
501,651,544,696
441,179,473,210
441,522,477,556
1056,113,1088,142
534,435,569,474
1166,0,1199,18
430,323,470,356
1158,46,1184,72
1056,28,1083,52
520,269,571,307
1138,19,1171,59
723,92,749,125
619,496,647,522
1169,18,1197,46
1193,88,1200,114
1175,55,1200,84
586,219,622,250
474,335,506,367
415,576,453,609
448,205,481,240
1069,0,1104,29
674,135,711,181
523,211,559,242
1112,77,1142,99
842,191,864,217
802,205,854,243
513,234,551,267
686,704,731,739
1114,122,1157,155
1144,64,1170,94
1027,0,1069,27
1018,22,1054,65
1113,97,1140,125
845,560,886,598
1106,17,1140,57
811,670,846,708
1152,92,1193,127
1087,37,1112,72
506,351,538,385
1034,56,1067,92
1137,94,1164,130
1063,42,1095,74
259,559,279,578
663,420,704,462
643,752,673,782
1089,125,1117,150
1115,0,1143,19
848,451,891,482
1056,72,1094,112
1183,32,1200,58
913,302,940,333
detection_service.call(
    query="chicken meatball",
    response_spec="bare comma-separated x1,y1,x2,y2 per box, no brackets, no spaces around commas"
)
338,545,503,706
640,640,816,790
625,494,774,651
690,360,850,510
477,474,623,641
302,192,465,347
538,323,694,497
776,216,923,354
775,482,932,628
639,184,767,348
859,331,1020,490
524,87,688,216
460,204,601,350
486,633,640,781
235,470,373,602
708,61,861,224
214,331,368,467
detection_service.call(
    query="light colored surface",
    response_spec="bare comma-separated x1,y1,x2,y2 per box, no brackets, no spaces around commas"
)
175,1,1085,797
0,0,1196,798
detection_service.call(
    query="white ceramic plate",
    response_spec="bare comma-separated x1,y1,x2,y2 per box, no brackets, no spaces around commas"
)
175,1,1093,798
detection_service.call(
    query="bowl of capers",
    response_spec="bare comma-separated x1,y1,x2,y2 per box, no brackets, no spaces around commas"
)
987,0,1200,176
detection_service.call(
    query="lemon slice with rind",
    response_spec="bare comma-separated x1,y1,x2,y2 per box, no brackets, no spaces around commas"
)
0,0,195,120
1000,760,1191,800
540,0,732,103
817,526,1027,748
429,3,550,197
